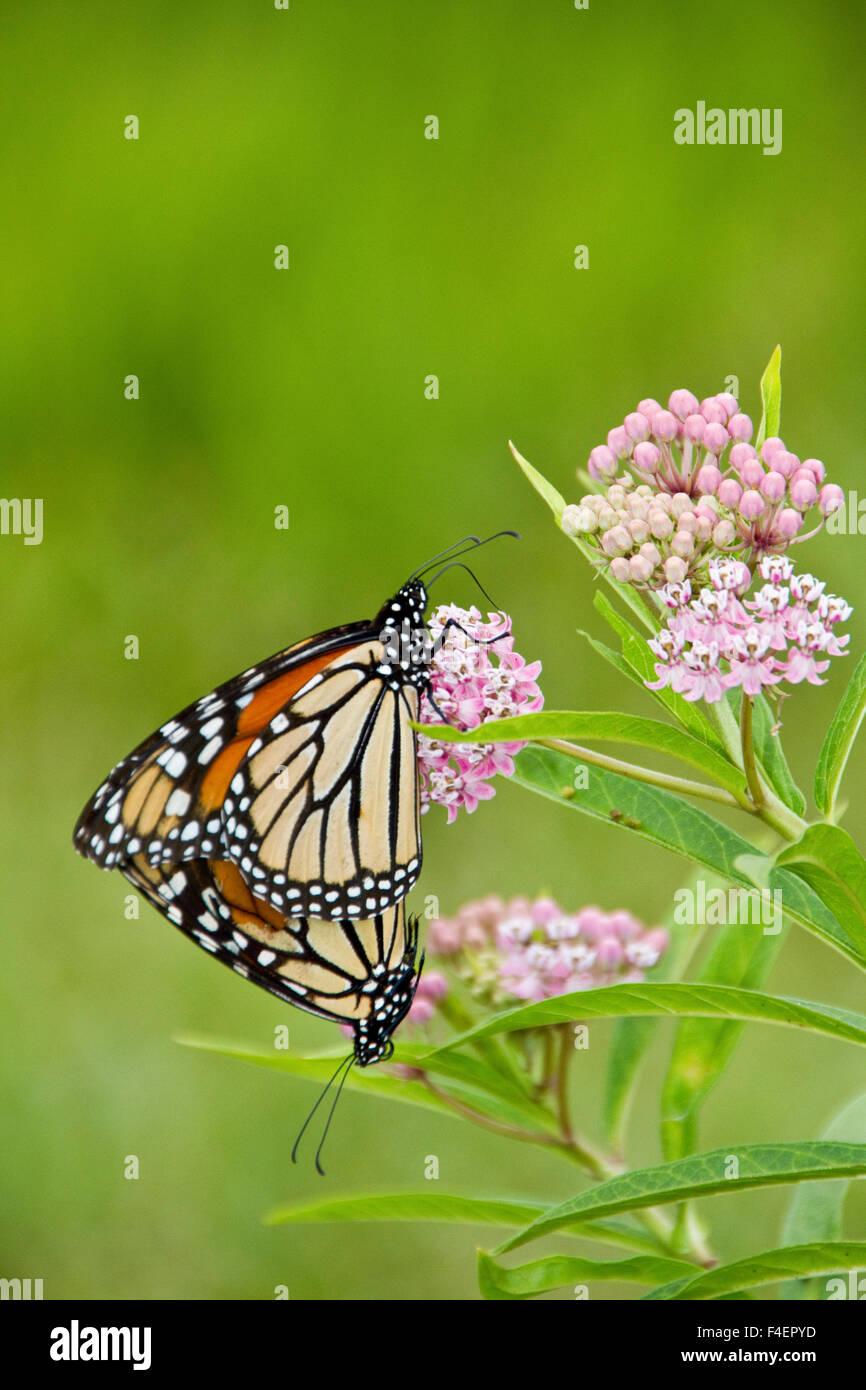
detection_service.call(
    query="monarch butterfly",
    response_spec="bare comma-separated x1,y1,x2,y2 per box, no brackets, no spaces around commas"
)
122,853,421,1068
73,533,513,918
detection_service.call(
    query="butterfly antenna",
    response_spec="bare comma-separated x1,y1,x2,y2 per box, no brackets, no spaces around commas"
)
313,1056,355,1176
411,530,519,581
426,559,501,608
291,1053,353,1170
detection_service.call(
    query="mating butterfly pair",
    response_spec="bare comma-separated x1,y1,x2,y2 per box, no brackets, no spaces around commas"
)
74,536,511,1080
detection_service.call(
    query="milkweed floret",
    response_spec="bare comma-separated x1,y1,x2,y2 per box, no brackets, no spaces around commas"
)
417,605,543,823
645,555,852,705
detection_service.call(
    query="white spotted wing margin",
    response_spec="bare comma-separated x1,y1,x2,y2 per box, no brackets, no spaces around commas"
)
122,855,421,1064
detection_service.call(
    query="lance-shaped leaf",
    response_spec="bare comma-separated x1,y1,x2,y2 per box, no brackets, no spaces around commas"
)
645,1241,866,1301
477,1249,696,1300
755,344,782,450
424,982,866,1057
781,1092,866,1299
814,649,866,817
774,825,866,961
496,1143,866,1252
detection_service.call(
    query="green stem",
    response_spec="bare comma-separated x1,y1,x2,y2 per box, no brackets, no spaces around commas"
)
536,737,744,809
740,694,764,808
556,1025,574,1144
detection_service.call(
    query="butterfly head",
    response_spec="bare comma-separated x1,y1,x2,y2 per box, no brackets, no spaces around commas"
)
374,579,431,690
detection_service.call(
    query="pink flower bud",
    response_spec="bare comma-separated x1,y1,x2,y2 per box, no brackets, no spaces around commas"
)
702,422,729,455
727,412,753,441
532,897,562,924
648,509,674,539
628,553,654,582
729,442,757,469
638,397,662,418
668,389,699,421
639,541,661,567
775,507,804,537
684,413,706,443
624,411,650,442
643,927,670,954
676,511,700,535
801,458,826,485
608,557,630,582
759,470,787,502
738,457,765,488
671,529,695,557
607,427,632,459
717,478,743,507
738,489,766,520
588,444,617,479
715,393,740,421
627,518,650,545
700,397,728,425
695,463,722,494
712,519,736,546
652,409,679,442
574,907,608,941
670,492,693,517
633,441,660,472
773,450,800,479
789,476,818,511
694,513,713,542
601,525,633,557
608,910,643,941
819,484,845,516
596,936,625,968
760,436,786,464
664,555,688,582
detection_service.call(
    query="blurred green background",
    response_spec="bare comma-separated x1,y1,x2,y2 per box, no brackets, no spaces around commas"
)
2,0,865,1300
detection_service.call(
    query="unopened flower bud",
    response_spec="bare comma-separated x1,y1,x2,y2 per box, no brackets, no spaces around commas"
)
668,389,699,421
760,436,786,464
633,441,660,472
801,457,826,485
601,525,632,556
598,507,618,531
819,484,845,516
738,489,766,520
776,507,804,537
684,413,706,442
608,557,630,582
664,556,688,582
561,504,598,535
727,412,753,441
624,411,650,442
717,478,743,507
627,518,650,544
670,492,693,518
628,553,654,582
773,450,800,479
737,457,764,488
637,397,661,418
695,463,722,494
702,422,729,455
652,409,679,442
596,936,625,968
712,519,736,546
790,476,818,511
588,444,617,479
700,397,728,425
648,509,674,539
677,511,700,535
671,529,695,557
607,426,632,458
639,541,661,567
759,470,787,502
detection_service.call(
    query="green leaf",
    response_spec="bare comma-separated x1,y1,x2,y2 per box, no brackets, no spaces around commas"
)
814,649,866,817
750,690,806,816
645,1241,866,1301
265,1192,670,1256
775,825,866,961
422,709,746,798
425,982,866,1057
769,863,866,971
497,1143,866,1252
176,1037,554,1134
508,439,566,521
477,1249,696,1300
511,744,764,884
755,344,782,451
660,924,786,1161
781,1092,866,1299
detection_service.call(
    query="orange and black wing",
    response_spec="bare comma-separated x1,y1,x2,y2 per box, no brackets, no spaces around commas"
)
122,855,420,1062
220,639,422,920
73,621,372,871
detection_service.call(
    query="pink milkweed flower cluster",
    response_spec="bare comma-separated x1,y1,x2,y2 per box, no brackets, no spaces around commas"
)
566,387,844,589
418,605,543,823
646,556,852,704
427,895,669,1006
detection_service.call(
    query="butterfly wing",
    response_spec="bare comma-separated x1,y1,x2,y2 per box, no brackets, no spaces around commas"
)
122,855,419,1058
220,640,422,920
73,622,372,871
